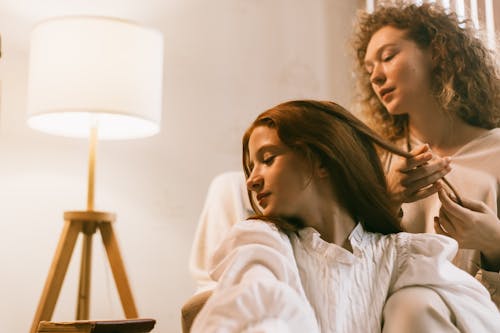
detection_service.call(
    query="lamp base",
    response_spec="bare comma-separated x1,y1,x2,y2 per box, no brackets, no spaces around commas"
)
30,210,138,333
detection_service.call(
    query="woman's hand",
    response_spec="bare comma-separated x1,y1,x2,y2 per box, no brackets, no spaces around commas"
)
435,185,500,271
387,144,451,207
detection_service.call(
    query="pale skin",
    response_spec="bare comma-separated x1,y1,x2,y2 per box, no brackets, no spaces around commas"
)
365,25,500,269
246,125,356,249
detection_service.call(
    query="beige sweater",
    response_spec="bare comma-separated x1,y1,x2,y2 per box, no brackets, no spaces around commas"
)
384,128,500,308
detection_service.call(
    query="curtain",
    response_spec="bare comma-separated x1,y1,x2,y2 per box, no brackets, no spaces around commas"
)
365,0,496,50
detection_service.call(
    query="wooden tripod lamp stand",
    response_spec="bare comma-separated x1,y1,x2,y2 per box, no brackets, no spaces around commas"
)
26,16,164,333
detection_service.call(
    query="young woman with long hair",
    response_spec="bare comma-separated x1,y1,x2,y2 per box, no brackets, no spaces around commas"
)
190,100,499,332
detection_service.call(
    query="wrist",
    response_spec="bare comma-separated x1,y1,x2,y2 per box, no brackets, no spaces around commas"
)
480,249,500,272
481,226,500,271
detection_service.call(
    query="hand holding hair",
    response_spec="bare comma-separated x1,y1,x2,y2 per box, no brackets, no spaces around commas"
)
435,184,500,271
387,144,451,207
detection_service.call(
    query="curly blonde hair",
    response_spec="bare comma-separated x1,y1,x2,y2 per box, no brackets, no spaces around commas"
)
352,2,500,140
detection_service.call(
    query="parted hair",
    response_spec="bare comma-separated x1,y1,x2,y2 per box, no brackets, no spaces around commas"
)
352,2,500,140
242,100,412,235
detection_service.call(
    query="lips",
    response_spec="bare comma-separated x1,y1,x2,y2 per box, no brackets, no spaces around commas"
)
379,87,395,101
256,192,270,206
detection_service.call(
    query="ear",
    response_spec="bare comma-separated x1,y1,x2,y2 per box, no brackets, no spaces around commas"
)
314,159,329,178
317,166,328,178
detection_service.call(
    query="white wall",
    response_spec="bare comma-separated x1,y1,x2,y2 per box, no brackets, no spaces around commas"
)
0,1,360,332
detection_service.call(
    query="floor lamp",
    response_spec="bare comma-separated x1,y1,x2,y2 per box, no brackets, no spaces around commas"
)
26,16,164,333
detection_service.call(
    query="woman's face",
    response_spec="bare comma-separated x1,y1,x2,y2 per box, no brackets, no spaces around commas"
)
364,26,434,115
246,125,317,218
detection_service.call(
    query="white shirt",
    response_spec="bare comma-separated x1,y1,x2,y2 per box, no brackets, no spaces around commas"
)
192,220,500,333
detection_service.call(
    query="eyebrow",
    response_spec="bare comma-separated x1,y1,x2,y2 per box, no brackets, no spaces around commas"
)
248,144,283,165
364,43,398,66
253,144,281,159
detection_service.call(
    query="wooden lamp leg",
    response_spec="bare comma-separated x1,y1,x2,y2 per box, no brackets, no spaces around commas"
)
76,222,97,320
31,211,138,333
100,222,138,318
30,219,82,333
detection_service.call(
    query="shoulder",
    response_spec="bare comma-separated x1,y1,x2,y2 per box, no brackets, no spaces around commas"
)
211,219,292,264
227,219,287,242
394,232,458,261
453,128,500,178
209,219,300,285
463,128,500,152
489,128,500,139
478,128,500,146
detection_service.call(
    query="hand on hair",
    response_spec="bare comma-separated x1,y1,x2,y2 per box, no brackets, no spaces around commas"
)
387,144,451,206
435,185,500,272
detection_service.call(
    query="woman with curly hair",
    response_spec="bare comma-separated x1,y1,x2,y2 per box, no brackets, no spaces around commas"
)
352,1,500,311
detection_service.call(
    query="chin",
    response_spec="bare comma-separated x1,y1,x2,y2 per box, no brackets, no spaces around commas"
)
260,206,273,216
262,206,285,218
385,103,405,116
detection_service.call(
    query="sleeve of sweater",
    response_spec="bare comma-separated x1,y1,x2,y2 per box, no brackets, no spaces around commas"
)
189,171,252,293
190,220,319,333
392,232,500,332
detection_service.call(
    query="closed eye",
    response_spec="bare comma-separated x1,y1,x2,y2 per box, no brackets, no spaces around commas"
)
382,50,397,62
383,55,394,62
263,155,275,165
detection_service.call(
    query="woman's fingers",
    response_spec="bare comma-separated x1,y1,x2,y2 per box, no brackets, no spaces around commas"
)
434,216,450,236
403,164,451,190
387,144,453,204
438,187,474,220
437,187,500,255
399,145,433,171
401,156,450,179
455,195,490,214
405,182,440,202
397,159,451,202
438,206,457,234
438,187,495,231
409,143,430,156
437,187,468,228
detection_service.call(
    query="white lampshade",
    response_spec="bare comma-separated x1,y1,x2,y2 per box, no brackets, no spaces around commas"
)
27,16,164,140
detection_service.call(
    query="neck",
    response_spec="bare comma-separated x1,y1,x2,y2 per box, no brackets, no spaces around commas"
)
408,104,486,156
306,201,356,250
299,175,356,250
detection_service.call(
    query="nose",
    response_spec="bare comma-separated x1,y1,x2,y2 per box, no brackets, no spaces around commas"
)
370,63,386,86
246,171,263,193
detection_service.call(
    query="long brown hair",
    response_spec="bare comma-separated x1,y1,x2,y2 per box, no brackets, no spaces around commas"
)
242,100,412,235
352,2,500,140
